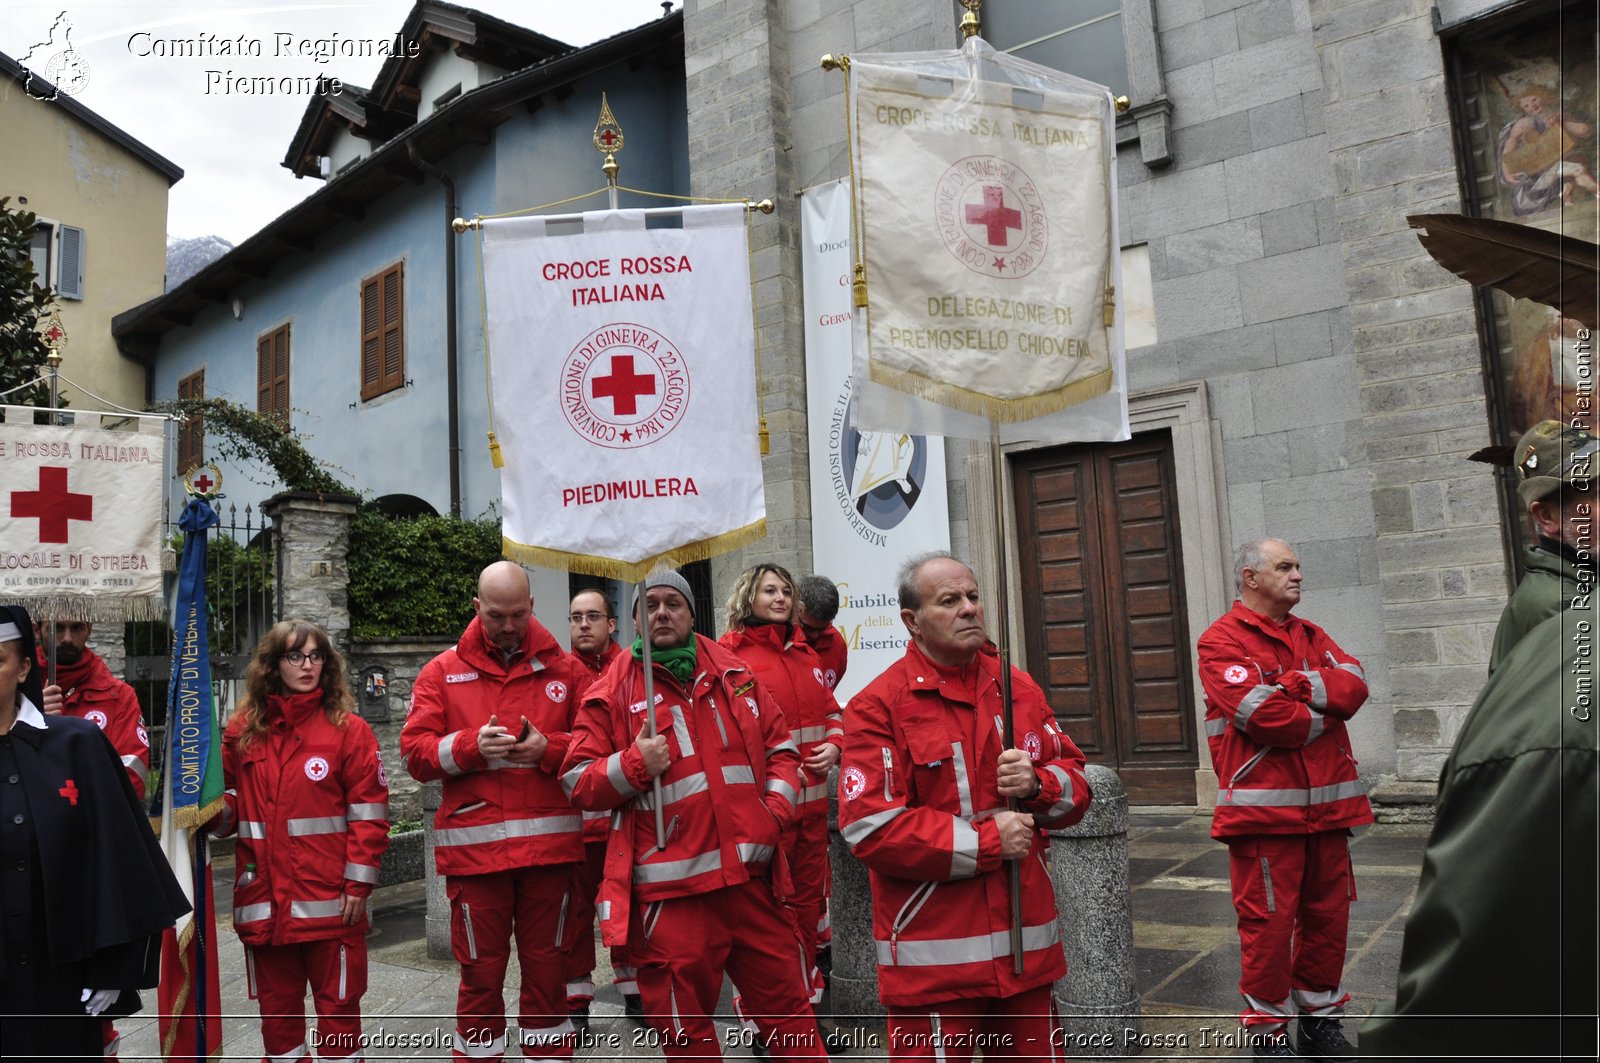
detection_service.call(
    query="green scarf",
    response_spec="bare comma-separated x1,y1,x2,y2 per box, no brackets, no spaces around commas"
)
631,636,697,684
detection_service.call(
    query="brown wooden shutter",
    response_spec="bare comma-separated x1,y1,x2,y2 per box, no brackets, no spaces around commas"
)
257,323,290,423
361,262,405,400
177,368,204,472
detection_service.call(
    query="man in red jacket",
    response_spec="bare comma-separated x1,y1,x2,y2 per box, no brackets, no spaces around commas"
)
560,569,825,1061
795,574,848,694
38,619,150,798
1198,539,1371,1061
402,561,590,1062
837,552,1092,1060
559,589,639,1027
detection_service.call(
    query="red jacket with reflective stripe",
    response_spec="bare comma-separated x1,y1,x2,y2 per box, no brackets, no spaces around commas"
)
560,634,802,947
218,692,390,946
568,640,626,842
1198,601,1374,838
719,624,842,813
837,641,1091,1006
402,616,587,875
52,649,150,799
806,624,849,693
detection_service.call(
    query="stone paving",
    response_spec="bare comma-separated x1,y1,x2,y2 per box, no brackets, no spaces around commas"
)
117,811,1427,1060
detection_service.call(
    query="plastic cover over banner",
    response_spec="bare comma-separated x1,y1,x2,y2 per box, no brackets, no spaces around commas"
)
848,37,1130,442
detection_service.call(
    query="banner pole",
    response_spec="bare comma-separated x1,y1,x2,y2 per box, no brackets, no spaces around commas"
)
989,423,1024,975
636,578,667,851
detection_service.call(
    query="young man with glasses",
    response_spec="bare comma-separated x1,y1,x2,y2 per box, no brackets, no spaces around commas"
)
560,589,640,1028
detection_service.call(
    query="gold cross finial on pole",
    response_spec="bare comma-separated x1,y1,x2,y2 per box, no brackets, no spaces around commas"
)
959,0,982,40
594,93,625,186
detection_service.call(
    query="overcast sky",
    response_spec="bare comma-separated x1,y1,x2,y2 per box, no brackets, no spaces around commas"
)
4,1,670,243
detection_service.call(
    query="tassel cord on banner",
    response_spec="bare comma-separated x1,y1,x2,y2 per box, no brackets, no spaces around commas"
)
988,422,1025,976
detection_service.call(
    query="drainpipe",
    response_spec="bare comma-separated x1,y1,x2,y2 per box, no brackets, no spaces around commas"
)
406,140,462,517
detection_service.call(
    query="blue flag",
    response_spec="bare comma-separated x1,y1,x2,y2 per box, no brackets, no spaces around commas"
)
165,495,223,829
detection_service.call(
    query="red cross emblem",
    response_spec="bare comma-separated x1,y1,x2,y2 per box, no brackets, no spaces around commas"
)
591,355,656,416
10,466,94,543
59,779,79,805
965,185,1023,247
192,471,215,493
45,323,65,344
599,127,618,148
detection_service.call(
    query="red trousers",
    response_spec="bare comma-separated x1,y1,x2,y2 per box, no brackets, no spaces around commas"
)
631,879,825,1061
448,865,578,1061
784,812,831,979
886,985,1060,1061
561,841,637,1004
1227,831,1355,1030
247,930,367,1062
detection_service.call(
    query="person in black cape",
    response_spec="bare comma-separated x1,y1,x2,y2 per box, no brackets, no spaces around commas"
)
0,603,190,1060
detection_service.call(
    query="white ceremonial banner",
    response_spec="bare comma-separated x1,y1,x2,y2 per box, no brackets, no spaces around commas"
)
0,409,164,616
481,205,764,579
803,180,950,703
848,38,1130,443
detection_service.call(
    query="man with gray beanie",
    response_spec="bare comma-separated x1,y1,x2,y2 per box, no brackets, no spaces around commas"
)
1489,418,1599,672
560,570,825,1060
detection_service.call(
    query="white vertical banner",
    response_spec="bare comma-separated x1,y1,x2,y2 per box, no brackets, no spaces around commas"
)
803,180,950,703
480,205,765,579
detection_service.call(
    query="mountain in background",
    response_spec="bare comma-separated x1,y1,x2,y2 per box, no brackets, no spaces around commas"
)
166,235,234,291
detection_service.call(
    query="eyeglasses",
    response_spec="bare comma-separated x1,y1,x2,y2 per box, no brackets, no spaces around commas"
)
568,612,609,624
283,651,326,666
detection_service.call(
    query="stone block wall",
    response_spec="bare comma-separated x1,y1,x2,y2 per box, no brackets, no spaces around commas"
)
347,636,455,827
1309,0,1509,784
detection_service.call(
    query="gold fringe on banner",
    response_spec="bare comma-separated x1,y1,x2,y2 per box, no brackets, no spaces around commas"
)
866,362,1114,424
3,594,166,623
501,518,768,582
147,793,227,839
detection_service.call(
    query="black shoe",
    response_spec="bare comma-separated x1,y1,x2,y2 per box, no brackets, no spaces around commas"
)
568,1003,590,1037
1251,1030,1297,1058
1296,1017,1354,1062
623,992,644,1022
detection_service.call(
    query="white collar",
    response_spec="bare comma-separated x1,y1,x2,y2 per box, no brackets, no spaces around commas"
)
14,696,46,728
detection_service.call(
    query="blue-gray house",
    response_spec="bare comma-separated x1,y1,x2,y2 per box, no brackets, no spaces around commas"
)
113,2,688,533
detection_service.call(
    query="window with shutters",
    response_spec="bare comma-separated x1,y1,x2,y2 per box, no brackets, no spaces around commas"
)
177,368,204,473
256,323,291,424
360,262,405,400
28,221,85,299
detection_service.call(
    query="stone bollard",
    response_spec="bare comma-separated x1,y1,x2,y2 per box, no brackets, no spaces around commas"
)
1048,764,1139,1053
826,771,885,1026
422,780,451,960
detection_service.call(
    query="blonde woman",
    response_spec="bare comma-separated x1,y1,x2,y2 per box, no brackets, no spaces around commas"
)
720,564,843,1009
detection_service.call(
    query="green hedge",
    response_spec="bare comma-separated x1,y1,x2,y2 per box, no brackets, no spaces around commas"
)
347,508,503,638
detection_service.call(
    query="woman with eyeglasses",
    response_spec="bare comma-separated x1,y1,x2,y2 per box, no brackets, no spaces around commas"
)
0,604,188,1061
210,620,389,1062
719,564,844,1041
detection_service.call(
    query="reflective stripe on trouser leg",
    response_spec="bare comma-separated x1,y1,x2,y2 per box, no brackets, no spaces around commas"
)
449,871,516,1059
720,881,825,1061
1229,835,1316,1032
251,941,312,1062
513,864,579,1060
1290,830,1355,1016
305,933,368,1061
888,984,1058,1061
631,890,733,1059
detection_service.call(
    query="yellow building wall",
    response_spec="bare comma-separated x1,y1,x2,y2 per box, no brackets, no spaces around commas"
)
0,84,173,413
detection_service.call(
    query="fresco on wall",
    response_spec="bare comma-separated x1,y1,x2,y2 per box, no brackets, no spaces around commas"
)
1458,8,1598,436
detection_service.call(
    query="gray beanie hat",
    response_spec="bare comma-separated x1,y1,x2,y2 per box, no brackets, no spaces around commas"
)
633,569,695,616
